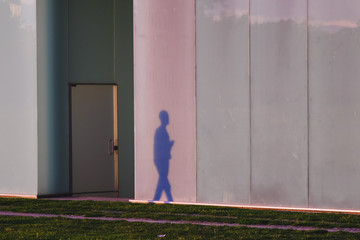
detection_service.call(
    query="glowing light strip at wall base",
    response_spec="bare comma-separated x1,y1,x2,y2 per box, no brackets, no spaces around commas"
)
130,199,360,215
0,194,37,199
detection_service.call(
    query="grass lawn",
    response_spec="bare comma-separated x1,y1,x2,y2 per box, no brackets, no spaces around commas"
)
1,198,360,239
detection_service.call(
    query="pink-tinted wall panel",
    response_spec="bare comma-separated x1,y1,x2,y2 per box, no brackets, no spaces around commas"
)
134,0,196,202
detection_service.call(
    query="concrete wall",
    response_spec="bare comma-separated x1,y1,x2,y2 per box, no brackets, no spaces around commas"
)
133,0,360,210
250,0,308,207
134,0,196,202
309,0,360,210
195,0,308,207
0,0,38,196
196,0,250,205
196,0,360,210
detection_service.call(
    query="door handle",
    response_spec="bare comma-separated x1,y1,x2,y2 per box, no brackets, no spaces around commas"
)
108,138,114,155
108,139,118,155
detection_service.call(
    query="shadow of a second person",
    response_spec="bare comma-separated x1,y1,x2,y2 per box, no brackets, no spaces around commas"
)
153,110,174,202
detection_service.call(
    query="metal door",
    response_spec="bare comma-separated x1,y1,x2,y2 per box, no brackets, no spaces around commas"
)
71,84,118,195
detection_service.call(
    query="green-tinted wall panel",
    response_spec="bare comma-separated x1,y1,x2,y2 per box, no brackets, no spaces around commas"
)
36,0,134,197
69,0,114,84
68,0,134,197
37,0,69,195
115,0,134,198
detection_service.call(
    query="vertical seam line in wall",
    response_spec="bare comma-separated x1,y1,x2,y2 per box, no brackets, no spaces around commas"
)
194,0,197,203
67,0,70,83
248,0,252,205
306,0,310,208
35,0,39,196
113,0,116,84
133,0,137,199
113,0,117,193
67,0,72,195
68,86,73,194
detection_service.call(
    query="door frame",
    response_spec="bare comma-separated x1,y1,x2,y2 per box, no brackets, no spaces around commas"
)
68,83,119,196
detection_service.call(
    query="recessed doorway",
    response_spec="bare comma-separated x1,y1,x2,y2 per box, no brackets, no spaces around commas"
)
70,84,118,197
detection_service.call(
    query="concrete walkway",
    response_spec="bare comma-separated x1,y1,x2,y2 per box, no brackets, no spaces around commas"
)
1,211,360,234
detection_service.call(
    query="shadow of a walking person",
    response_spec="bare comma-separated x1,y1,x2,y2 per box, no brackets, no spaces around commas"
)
153,110,174,202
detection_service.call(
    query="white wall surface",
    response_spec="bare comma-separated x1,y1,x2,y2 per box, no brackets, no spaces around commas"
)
134,0,196,202
134,0,360,211
0,0,37,195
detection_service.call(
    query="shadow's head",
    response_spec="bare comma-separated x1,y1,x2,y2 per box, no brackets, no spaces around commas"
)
159,110,169,126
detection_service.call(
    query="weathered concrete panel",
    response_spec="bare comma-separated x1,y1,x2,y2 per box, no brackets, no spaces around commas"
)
250,0,308,207
196,0,250,204
134,0,196,202
309,0,360,210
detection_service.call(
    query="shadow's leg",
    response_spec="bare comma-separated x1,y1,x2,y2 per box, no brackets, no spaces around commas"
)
153,176,163,201
164,178,173,201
